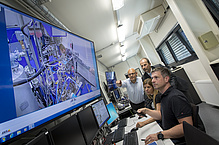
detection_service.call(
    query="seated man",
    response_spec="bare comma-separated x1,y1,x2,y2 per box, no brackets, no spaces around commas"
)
137,67,193,145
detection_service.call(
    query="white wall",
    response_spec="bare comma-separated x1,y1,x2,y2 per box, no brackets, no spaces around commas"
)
112,56,142,80
166,0,219,105
149,8,178,48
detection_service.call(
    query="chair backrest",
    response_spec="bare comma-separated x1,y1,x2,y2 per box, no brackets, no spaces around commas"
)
190,103,206,132
183,121,219,145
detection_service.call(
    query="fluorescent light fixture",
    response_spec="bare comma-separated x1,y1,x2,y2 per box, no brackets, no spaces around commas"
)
117,24,125,42
112,0,124,10
120,45,126,55
121,55,126,61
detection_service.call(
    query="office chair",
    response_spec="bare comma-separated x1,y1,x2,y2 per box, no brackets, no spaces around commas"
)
190,103,206,132
183,121,219,145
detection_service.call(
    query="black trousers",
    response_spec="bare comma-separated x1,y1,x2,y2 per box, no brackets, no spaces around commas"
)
130,101,145,111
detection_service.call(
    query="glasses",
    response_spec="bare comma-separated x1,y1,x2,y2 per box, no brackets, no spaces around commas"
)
128,73,135,76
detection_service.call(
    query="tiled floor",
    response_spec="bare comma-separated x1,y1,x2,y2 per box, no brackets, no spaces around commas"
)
198,102,219,142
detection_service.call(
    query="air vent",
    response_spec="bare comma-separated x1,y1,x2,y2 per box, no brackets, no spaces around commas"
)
137,5,165,38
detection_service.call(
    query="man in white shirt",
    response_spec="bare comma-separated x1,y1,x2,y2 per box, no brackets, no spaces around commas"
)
116,68,145,111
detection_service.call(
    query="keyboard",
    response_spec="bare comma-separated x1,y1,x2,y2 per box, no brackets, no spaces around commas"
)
103,132,114,145
123,131,138,145
118,118,127,128
112,127,125,143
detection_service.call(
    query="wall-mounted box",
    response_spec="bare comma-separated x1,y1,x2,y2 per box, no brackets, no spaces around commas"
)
198,31,219,50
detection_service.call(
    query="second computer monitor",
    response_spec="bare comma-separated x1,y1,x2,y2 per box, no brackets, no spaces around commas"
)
50,115,86,145
77,106,99,145
91,99,110,127
106,102,119,125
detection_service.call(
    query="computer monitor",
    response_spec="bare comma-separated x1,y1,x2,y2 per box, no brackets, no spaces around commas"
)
183,121,219,145
77,106,99,145
105,71,118,91
91,99,110,127
50,115,86,145
113,89,121,100
106,103,119,125
26,131,52,145
0,3,101,144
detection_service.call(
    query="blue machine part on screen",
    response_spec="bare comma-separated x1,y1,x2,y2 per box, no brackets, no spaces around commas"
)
0,5,100,143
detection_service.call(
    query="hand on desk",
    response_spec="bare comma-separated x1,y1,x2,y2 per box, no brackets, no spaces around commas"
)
143,133,158,145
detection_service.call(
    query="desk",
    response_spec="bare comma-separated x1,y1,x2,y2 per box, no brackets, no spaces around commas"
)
112,115,174,145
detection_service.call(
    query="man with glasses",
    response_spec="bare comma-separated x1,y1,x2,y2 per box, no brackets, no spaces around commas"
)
116,68,145,111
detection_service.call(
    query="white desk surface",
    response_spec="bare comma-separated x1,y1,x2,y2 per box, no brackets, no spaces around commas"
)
112,114,174,145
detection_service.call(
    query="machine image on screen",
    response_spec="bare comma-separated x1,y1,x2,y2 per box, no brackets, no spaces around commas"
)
105,71,117,91
0,4,100,144
91,99,110,127
106,103,119,125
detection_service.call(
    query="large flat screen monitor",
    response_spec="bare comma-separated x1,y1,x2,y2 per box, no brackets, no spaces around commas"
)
106,103,119,125
77,106,99,145
50,115,86,145
0,3,100,144
105,71,117,91
26,131,52,145
91,99,110,127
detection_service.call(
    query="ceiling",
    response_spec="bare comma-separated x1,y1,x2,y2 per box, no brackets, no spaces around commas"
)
42,0,164,68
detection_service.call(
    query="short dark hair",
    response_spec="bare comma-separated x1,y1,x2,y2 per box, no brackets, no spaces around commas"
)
151,67,171,79
140,57,150,64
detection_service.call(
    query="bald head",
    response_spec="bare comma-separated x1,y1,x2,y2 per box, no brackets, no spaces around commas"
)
128,68,137,83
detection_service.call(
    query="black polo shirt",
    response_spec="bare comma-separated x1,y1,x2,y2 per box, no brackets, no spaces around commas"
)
160,86,192,130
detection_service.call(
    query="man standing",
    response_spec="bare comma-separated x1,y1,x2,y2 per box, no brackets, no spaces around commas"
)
137,67,193,145
139,58,154,82
116,68,145,111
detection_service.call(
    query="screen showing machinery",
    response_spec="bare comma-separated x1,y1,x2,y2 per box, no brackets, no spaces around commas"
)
0,3,100,144
105,71,118,91
91,99,110,127
106,103,119,125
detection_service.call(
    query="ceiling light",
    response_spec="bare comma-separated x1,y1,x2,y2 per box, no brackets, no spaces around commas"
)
117,24,125,42
121,55,126,61
112,0,124,10
120,45,126,55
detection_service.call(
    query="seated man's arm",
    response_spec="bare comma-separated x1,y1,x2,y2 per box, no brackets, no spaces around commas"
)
137,108,162,120
144,116,193,144
162,116,193,139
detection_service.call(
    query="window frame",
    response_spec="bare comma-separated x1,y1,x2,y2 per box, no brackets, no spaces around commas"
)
156,25,198,67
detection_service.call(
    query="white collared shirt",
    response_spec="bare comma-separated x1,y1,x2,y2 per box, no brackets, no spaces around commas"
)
121,77,144,104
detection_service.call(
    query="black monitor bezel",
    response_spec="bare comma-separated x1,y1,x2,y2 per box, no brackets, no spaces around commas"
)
77,105,100,145
91,98,110,128
49,115,86,145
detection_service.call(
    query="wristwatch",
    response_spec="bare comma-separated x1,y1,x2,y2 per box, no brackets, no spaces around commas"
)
157,131,164,140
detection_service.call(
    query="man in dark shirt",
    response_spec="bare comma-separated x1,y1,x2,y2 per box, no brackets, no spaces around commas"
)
137,67,193,145
139,58,154,82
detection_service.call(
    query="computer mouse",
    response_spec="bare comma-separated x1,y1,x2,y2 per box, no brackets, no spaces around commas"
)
130,127,138,132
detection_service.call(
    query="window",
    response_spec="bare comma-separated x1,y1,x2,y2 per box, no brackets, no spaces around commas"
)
156,25,198,67
202,0,219,27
